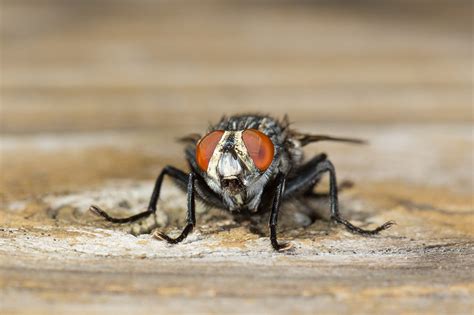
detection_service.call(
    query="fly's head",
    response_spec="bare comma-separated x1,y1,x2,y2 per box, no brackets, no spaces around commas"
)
194,128,278,211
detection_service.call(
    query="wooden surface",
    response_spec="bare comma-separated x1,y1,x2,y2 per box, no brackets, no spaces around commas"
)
1,1,473,315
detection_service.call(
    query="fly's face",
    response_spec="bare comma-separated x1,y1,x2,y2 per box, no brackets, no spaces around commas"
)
196,129,275,209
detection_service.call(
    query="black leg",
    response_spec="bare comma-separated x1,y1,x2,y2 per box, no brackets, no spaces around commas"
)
304,180,354,199
285,155,394,235
153,172,196,244
283,153,328,198
285,154,356,199
315,160,394,235
90,166,188,224
269,173,293,251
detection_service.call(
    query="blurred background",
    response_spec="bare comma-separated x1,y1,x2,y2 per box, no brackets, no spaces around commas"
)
1,0,472,133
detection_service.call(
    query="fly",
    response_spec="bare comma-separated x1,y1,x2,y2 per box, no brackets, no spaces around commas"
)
90,114,394,251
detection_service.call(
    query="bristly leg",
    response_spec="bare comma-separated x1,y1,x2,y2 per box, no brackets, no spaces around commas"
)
317,160,395,234
269,173,293,251
153,172,196,244
90,166,188,224
333,217,395,235
154,224,194,244
304,179,354,199
285,155,394,235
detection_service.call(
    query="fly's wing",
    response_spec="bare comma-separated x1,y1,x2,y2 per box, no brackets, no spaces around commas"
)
294,133,367,146
178,133,202,145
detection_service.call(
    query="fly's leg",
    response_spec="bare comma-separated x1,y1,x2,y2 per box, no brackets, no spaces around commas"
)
285,156,394,235
304,180,354,199
269,173,293,251
321,160,395,234
153,173,196,244
90,166,188,223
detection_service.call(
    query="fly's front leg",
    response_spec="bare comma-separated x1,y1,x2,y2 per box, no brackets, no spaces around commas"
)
304,180,354,199
153,172,196,244
90,166,188,224
285,155,394,235
322,160,395,234
269,173,293,251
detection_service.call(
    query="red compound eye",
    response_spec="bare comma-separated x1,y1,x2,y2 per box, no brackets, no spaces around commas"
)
242,129,274,171
196,130,225,172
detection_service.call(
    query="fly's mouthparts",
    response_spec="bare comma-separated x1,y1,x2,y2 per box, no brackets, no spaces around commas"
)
221,176,244,191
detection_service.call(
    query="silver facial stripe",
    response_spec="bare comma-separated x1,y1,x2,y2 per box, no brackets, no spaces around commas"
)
218,151,242,178
206,131,260,184
233,131,259,174
206,132,230,182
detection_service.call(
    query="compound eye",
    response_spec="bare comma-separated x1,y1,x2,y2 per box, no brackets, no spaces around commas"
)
242,129,274,171
196,130,225,172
